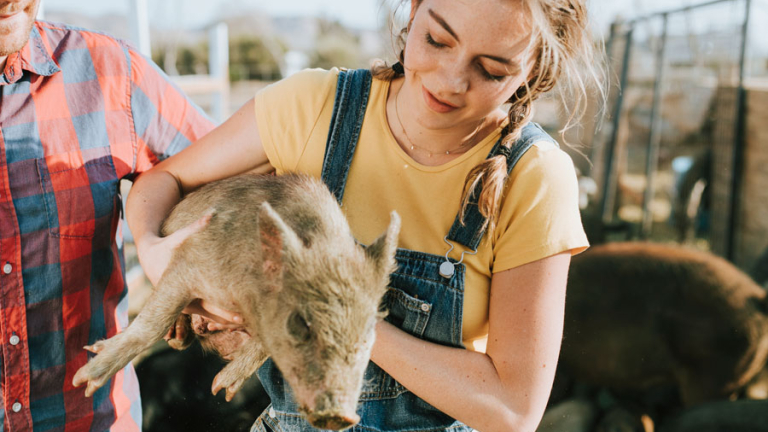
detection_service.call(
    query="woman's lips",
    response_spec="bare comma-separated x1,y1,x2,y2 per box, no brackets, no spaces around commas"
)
421,86,458,114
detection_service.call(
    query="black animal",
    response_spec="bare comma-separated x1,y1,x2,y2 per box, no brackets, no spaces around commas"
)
136,341,269,432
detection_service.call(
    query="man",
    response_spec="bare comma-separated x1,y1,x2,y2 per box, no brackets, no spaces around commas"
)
0,0,215,430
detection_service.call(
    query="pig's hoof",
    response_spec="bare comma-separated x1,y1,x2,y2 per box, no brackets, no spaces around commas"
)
167,337,193,351
72,362,110,398
211,371,246,402
84,341,106,354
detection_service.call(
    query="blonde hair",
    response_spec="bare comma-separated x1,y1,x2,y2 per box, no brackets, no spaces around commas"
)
372,0,606,237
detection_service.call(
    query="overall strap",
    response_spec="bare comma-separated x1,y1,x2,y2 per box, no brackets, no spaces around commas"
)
446,122,559,250
321,68,373,205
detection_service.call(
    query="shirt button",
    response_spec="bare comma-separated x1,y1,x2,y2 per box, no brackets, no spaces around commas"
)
420,303,431,312
3,263,12,274
9,334,19,345
12,402,21,412
268,407,276,418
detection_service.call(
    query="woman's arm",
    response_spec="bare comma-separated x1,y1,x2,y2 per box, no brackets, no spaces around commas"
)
370,251,571,432
126,99,273,286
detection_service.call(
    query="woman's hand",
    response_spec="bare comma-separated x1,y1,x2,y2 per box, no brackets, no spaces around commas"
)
136,211,214,286
135,212,245,345
126,98,268,348
181,299,244,331
164,299,246,347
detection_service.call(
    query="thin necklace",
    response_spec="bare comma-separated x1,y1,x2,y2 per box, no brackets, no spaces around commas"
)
394,85,481,158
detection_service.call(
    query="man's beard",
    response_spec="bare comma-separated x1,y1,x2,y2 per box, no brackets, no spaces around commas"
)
0,1,38,57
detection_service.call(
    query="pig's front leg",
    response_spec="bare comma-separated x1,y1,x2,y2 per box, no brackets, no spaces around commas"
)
72,330,149,397
73,267,192,396
212,338,267,401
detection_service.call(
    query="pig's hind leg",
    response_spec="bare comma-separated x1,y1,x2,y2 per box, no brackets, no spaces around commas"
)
212,339,267,402
73,268,193,397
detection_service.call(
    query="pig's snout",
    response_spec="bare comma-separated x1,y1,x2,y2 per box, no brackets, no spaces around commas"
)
307,413,360,430
302,391,360,430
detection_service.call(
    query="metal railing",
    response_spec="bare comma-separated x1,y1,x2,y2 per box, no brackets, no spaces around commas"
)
597,0,752,259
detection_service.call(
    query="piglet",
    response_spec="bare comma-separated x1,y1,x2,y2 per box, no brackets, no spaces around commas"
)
73,174,400,430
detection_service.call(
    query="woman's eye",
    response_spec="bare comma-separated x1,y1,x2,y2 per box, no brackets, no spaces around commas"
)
425,33,446,48
480,66,506,82
287,312,312,342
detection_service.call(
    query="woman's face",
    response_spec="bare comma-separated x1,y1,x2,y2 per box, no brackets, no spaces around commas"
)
402,0,534,130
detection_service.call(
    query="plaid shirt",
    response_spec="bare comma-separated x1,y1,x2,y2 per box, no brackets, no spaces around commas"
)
0,21,215,431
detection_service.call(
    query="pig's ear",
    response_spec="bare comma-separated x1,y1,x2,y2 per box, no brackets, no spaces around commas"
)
258,202,302,288
366,211,401,278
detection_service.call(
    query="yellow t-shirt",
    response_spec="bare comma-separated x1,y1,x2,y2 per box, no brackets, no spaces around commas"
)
254,68,588,351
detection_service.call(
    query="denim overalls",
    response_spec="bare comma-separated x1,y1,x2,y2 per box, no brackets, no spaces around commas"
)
251,69,558,432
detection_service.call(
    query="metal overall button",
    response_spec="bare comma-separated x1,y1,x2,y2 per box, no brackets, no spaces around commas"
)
439,237,477,279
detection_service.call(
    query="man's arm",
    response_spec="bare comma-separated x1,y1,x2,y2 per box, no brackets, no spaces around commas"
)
126,47,216,172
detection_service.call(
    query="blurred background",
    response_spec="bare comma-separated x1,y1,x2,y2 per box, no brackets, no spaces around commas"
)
37,0,768,431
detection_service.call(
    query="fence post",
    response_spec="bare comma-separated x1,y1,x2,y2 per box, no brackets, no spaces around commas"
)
128,0,151,58
209,23,230,123
727,0,752,260
641,14,669,238
601,25,634,224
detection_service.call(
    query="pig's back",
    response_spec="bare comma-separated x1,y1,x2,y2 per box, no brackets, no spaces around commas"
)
561,241,768,397
159,173,349,310
162,173,342,243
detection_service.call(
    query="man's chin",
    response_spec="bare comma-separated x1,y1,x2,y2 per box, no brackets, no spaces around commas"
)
0,3,38,58
0,40,30,58
0,24,34,58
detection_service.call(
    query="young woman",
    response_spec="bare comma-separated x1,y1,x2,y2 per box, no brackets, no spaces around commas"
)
126,0,603,431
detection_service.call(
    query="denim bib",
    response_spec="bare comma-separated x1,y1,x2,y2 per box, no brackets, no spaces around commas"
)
251,69,557,432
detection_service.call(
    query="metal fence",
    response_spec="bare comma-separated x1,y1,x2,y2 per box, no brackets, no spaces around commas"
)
592,0,752,259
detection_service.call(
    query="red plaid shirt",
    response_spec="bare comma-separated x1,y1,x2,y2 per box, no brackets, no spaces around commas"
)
0,21,215,431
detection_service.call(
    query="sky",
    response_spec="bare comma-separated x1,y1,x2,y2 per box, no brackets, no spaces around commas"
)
40,0,725,33
42,0,767,51
43,0,388,31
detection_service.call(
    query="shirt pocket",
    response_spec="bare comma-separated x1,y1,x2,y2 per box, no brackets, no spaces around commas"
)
36,154,118,240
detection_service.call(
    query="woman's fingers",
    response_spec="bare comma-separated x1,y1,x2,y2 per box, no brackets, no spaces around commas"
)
138,210,214,286
182,299,243,326
205,321,249,332
164,210,215,250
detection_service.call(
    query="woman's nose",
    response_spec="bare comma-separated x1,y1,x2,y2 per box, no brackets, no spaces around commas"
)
434,60,469,95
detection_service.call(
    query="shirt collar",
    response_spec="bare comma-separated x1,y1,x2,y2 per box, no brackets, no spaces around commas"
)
1,22,61,85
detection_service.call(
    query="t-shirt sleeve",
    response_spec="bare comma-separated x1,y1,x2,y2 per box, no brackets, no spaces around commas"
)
492,141,589,272
254,68,338,173
127,46,215,173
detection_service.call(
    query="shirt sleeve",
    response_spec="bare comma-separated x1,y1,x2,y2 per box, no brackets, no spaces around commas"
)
492,141,589,272
127,47,216,173
254,68,338,172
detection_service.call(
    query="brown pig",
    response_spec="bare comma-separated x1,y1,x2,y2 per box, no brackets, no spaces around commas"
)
560,242,768,407
73,173,400,430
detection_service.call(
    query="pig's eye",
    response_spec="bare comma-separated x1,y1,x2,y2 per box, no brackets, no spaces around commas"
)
287,312,312,342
